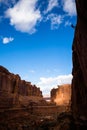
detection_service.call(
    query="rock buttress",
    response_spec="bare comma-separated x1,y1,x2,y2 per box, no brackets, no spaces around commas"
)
72,0,87,128
0,66,42,108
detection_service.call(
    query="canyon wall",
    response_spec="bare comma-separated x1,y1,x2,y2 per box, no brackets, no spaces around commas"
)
51,84,71,106
0,66,42,108
72,0,87,128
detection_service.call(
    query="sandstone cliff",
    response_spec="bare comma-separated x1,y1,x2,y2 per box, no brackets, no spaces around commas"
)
72,0,87,129
51,84,71,106
0,66,42,108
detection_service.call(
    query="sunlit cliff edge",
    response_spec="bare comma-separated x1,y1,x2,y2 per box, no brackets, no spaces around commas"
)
0,65,72,130
0,65,44,108
51,84,71,106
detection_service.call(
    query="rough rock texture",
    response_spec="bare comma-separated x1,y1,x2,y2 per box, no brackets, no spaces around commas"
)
51,84,71,106
51,88,57,102
0,66,42,108
0,66,73,130
72,0,87,129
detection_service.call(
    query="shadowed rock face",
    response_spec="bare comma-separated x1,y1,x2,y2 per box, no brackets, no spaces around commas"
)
0,66,42,108
72,0,87,128
0,66,73,130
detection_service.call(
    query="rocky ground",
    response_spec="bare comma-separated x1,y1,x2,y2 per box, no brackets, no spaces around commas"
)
0,108,74,130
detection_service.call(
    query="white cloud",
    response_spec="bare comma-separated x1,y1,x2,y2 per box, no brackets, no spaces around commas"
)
2,37,14,44
46,14,63,30
37,74,72,96
62,0,76,16
44,0,58,14
5,0,42,34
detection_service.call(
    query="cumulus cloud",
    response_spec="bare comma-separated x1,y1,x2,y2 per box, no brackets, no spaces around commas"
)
62,0,76,16
5,0,42,34
37,74,72,96
44,0,58,14
2,37,14,44
46,14,63,29
2,0,76,33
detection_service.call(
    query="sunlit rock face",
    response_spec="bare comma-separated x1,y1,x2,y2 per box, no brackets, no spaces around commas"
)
51,84,71,106
0,66,42,108
72,0,87,128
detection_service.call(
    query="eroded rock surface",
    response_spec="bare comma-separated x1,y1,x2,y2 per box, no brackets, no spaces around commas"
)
0,66,74,130
72,0,87,129
51,84,71,107
0,65,42,108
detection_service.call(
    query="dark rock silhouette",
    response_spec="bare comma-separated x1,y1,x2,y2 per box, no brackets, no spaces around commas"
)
71,24,76,29
72,0,87,129
1,0,87,129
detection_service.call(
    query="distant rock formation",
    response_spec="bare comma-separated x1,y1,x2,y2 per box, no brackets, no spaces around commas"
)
51,84,71,106
0,66,42,108
72,0,87,129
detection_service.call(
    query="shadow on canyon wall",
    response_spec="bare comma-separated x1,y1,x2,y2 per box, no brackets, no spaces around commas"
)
0,0,87,129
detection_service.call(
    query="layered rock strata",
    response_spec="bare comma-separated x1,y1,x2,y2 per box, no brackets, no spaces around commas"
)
0,66,42,108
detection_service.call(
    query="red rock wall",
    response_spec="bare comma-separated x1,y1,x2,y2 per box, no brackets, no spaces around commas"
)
0,66,42,108
51,84,71,106
72,0,87,126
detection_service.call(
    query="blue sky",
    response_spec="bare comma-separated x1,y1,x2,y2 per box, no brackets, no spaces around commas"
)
0,0,76,96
